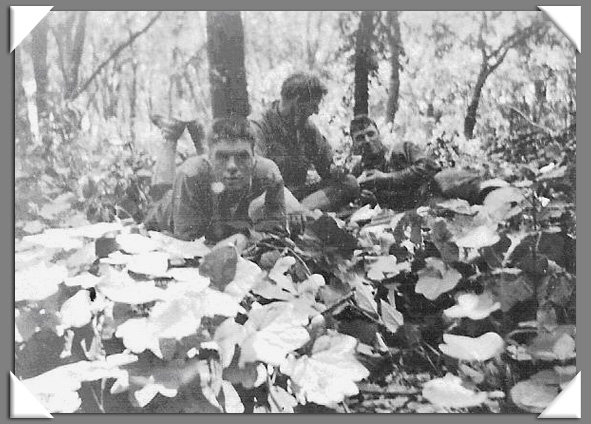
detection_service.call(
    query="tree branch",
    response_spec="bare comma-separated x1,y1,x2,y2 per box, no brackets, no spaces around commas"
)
505,105,556,135
51,27,70,89
70,11,163,101
66,11,89,99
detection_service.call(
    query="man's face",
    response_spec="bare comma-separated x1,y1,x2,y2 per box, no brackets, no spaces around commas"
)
209,139,255,192
351,124,384,159
294,97,321,126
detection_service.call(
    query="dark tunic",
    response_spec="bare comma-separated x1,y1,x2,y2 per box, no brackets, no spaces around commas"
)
144,155,285,241
253,101,333,197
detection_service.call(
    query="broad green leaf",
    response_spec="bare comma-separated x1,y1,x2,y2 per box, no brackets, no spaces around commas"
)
529,366,577,389
124,357,210,408
380,299,404,333
214,319,247,368
15,307,61,343
62,243,96,274
239,302,310,367
96,269,166,304
126,251,170,277
116,282,241,358
99,251,131,266
422,373,489,409
297,274,326,298
415,258,462,301
268,256,297,293
15,246,58,272
166,267,206,283
221,381,245,413
350,204,382,224
434,198,479,215
444,292,501,320
22,354,137,413
69,222,124,239
22,220,46,234
15,262,67,302
23,229,84,250
483,268,534,312
59,290,93,329
439,332,505,362
199,245,238,289
481,187,525,222
224,258,265,300
527,326,576,361
115,317,163,357
148,231,211,258
280,332,369,406
430,219,460,263
268,384,298,413
454,224,500,249
350,276,377,314
366,255,410,281
38,193,75,220
116,233,159,254
510,379,559,413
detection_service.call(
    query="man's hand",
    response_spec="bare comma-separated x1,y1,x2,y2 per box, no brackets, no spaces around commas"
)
357,170,389,187
359,189,378,206
287,212,309,235
212,232,250,254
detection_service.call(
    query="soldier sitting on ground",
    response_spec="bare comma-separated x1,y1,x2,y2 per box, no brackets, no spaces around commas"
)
252,72,360,213
143,115,287,250
349,115,504,210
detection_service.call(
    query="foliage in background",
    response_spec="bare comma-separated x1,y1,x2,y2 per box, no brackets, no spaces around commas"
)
14,11,576,413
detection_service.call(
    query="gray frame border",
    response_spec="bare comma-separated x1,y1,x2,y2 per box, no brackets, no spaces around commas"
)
1,0,585,423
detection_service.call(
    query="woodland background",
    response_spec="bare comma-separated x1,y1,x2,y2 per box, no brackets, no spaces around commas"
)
15,11,575,225
14,11,577,415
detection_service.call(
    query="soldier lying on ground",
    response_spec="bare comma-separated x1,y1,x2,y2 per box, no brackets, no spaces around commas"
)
252,72,360,213
349,115,505,210
143,116,289,250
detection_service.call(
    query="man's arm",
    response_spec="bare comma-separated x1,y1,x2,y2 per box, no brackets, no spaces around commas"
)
359,142,441,190
171,161,212,241
252,157,287,232
306,124,333,181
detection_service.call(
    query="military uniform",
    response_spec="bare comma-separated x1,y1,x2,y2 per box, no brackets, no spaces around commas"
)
354,141,442,210
144,155,285,241
253,101,358,209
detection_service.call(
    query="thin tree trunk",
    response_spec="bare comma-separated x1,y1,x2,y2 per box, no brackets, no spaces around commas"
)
15,47,33,151
130,60,138,143
31,17,49,127
463,14,547,139
385,11,401,127
353,11,375,117
464,64,488,139
65,11,89,99
207,11,250,118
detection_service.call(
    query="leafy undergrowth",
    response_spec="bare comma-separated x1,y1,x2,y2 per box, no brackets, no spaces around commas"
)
14,164,576,414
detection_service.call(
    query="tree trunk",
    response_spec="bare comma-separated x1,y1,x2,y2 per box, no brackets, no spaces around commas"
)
65,11,89,99
353,11,375,117
385,11,401,126
207,11,250,118
31,17,49,127
463,65,487,139
15,47,33,151
130,60,138,143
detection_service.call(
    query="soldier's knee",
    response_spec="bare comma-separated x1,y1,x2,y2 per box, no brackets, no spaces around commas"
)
340,174,360,199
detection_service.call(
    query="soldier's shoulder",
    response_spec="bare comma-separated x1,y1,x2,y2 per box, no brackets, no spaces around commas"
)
176,155,211,179
253,156,283,182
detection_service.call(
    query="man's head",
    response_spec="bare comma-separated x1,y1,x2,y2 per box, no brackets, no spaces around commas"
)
208,117,257,192
280,73,328,127
350,115,385,160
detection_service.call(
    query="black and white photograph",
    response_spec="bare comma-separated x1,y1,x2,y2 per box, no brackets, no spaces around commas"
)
13,9,577,415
